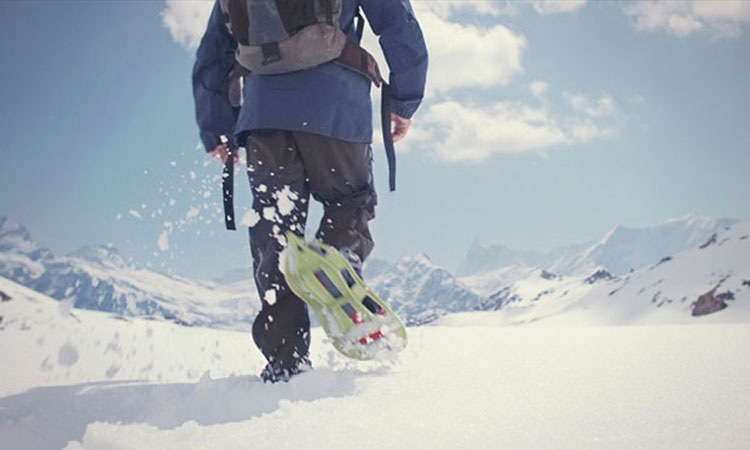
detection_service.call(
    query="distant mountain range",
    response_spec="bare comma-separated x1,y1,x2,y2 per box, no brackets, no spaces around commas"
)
444,220,750,326
0,217,259,330
1,213,747,327
363,254,481,326
457,213,736,277
364,213,747,324
456,240,591,277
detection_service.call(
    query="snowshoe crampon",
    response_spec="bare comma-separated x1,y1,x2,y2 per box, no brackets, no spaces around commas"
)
282,232,407,360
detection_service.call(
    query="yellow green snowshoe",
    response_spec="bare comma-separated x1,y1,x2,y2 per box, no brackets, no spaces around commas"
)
281,231,407,360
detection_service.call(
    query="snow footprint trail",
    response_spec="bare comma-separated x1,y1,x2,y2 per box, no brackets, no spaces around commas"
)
0,369,357,450
4,277,750,449
67,324,750,450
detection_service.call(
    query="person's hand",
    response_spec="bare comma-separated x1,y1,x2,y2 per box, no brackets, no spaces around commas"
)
391,113,411,143
209,143,239,165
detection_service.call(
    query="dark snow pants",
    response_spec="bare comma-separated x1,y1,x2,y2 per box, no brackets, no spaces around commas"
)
245,130,377,373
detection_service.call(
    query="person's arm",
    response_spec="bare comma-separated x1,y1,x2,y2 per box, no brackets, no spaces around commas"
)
360,0,428,120
192,0,239,156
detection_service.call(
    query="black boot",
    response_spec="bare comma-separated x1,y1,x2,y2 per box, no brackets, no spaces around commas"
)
259,356,313,383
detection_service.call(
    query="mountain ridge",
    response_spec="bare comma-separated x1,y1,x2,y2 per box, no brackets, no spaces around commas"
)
2,214,747,328
0,216,259,329
458,213,737,278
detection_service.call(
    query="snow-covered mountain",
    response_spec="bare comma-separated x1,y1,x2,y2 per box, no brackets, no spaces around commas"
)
458,213,736,277
0,217,259,329
3,213,746,329
0,217,53,283
364,254,482,325
557,213,737,276
450,220,750,326
0,215,484,329
457,240,590,277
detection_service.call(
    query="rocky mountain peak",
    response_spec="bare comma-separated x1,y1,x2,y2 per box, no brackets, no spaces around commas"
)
0,217,30,240
0,216,52,261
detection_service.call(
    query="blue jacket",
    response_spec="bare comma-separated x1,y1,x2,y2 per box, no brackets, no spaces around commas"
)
193,0,428,153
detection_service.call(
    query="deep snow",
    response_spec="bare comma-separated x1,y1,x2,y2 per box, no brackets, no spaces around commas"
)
1,276,749,449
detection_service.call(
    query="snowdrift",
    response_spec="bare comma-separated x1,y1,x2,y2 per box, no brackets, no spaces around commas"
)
2,276,750,449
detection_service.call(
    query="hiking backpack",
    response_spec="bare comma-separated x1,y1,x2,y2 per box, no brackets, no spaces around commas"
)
218,0,348,74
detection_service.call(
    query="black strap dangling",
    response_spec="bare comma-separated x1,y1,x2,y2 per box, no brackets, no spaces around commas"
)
221,136,237,230
381,83,396,192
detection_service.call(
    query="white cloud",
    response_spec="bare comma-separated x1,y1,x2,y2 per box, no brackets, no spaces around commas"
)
161,0,213,51
530,0,587,15
569,119,618,142
413,0,588,18
628,95,645,105
417,0,520,19
415,100,566,162
564,93,618,118
418,9,527,94
530,81,551,101
621,0,750,38
361,4,527,96
413,90,620,163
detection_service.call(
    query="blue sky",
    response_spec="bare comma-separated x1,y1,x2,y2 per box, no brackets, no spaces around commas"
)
1,0,749,279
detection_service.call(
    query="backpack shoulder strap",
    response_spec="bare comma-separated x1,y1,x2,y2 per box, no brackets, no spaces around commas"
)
354,8,365,43
225,0,250,45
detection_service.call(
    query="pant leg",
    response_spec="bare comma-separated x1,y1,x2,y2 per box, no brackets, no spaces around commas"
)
245,130,311,373
293,131,377,265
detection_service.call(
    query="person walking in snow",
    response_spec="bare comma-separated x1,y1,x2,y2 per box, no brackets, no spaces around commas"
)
192,0,427,382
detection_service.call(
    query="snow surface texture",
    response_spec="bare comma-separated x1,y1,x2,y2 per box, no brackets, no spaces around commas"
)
1,277,749,449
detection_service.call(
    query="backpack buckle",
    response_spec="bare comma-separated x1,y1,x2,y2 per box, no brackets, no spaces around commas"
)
261,42,281,66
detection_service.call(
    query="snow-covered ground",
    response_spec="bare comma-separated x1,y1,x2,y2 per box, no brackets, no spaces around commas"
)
2,276,749,449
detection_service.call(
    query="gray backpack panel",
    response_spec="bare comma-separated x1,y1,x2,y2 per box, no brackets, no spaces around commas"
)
246,0,288,44
220,0,346,75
